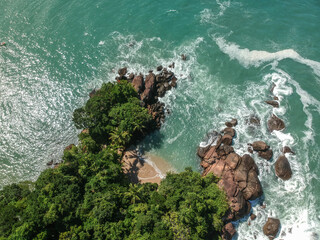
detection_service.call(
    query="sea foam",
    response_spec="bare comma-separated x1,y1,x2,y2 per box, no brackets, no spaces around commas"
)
215,37,320,77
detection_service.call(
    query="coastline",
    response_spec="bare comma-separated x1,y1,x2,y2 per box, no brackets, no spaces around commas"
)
121,149,175,185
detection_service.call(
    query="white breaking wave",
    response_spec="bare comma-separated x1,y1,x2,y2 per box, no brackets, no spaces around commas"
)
215,37,320,77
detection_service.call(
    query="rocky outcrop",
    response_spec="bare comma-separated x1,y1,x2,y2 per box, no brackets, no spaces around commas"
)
268,114,285,132
263,218,280,240
132,75,144,94
222,223,236,240
199,121,263,223
275,155,292,180
115,66,178,130
141,72,156,103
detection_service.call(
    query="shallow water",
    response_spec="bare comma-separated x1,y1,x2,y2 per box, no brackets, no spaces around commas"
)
1,0,320,238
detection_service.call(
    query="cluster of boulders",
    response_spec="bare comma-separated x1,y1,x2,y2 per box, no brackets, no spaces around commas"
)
248,141,273,161
117,66,177,128
198,114,296,239
198,119,264,240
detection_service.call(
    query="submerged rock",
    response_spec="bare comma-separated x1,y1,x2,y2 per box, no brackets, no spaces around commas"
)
263,218,280,240
268,114,285,132
247,115,260,126
275,155,292,180
265,100,279,108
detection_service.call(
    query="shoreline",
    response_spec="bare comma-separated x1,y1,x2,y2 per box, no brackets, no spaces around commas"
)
121,149,175,185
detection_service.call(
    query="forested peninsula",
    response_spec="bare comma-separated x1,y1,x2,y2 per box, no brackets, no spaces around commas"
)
0,68,230,240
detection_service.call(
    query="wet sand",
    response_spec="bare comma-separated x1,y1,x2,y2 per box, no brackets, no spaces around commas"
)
122,150,174,185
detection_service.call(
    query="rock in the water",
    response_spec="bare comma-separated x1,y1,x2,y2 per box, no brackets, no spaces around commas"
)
118,67,127,76
128,73,135,80
252,141,269,151
223,127,236,137
263,218,280,240
265,100,279,108
225,119,237,128
197,146,210,158
230,118,238,126
156,65,163,71
275,155,292,180
258,149,273,161
268,114,285,132
181,54,187,61
282,146,295,155
170,76,177,87
132,75,144,94
222,135,233,145
250,213,257,220
247,115,260,126
222,223,236,240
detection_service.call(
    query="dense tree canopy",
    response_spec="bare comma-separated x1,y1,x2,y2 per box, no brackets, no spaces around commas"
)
0,81,229,240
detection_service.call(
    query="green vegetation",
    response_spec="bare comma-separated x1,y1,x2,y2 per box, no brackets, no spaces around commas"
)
0,81,229,239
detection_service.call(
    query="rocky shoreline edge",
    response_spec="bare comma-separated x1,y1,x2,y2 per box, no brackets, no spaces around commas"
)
64,64,295,240
197,82,295,239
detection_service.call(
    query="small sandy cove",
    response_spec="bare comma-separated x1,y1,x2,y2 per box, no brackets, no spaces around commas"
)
121,149,174,184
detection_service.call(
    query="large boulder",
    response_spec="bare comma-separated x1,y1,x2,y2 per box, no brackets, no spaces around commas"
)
197,146,210,158
118,67,127,76
222,223,236,240
268,114,285,132
252,141,269,151
263,218,280,240
141,73,156,102
243,170,263,200
221,135,233,145
225,153,241,170
223,127,236,137
275,155,292,180
258,149,273,161
132,75,144,94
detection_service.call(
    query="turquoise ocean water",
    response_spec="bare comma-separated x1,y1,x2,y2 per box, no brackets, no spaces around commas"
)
1,0,320,238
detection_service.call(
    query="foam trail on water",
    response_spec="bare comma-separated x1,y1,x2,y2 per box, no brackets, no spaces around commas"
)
200,0,230,23
215,37,320,77
274,69,320,144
